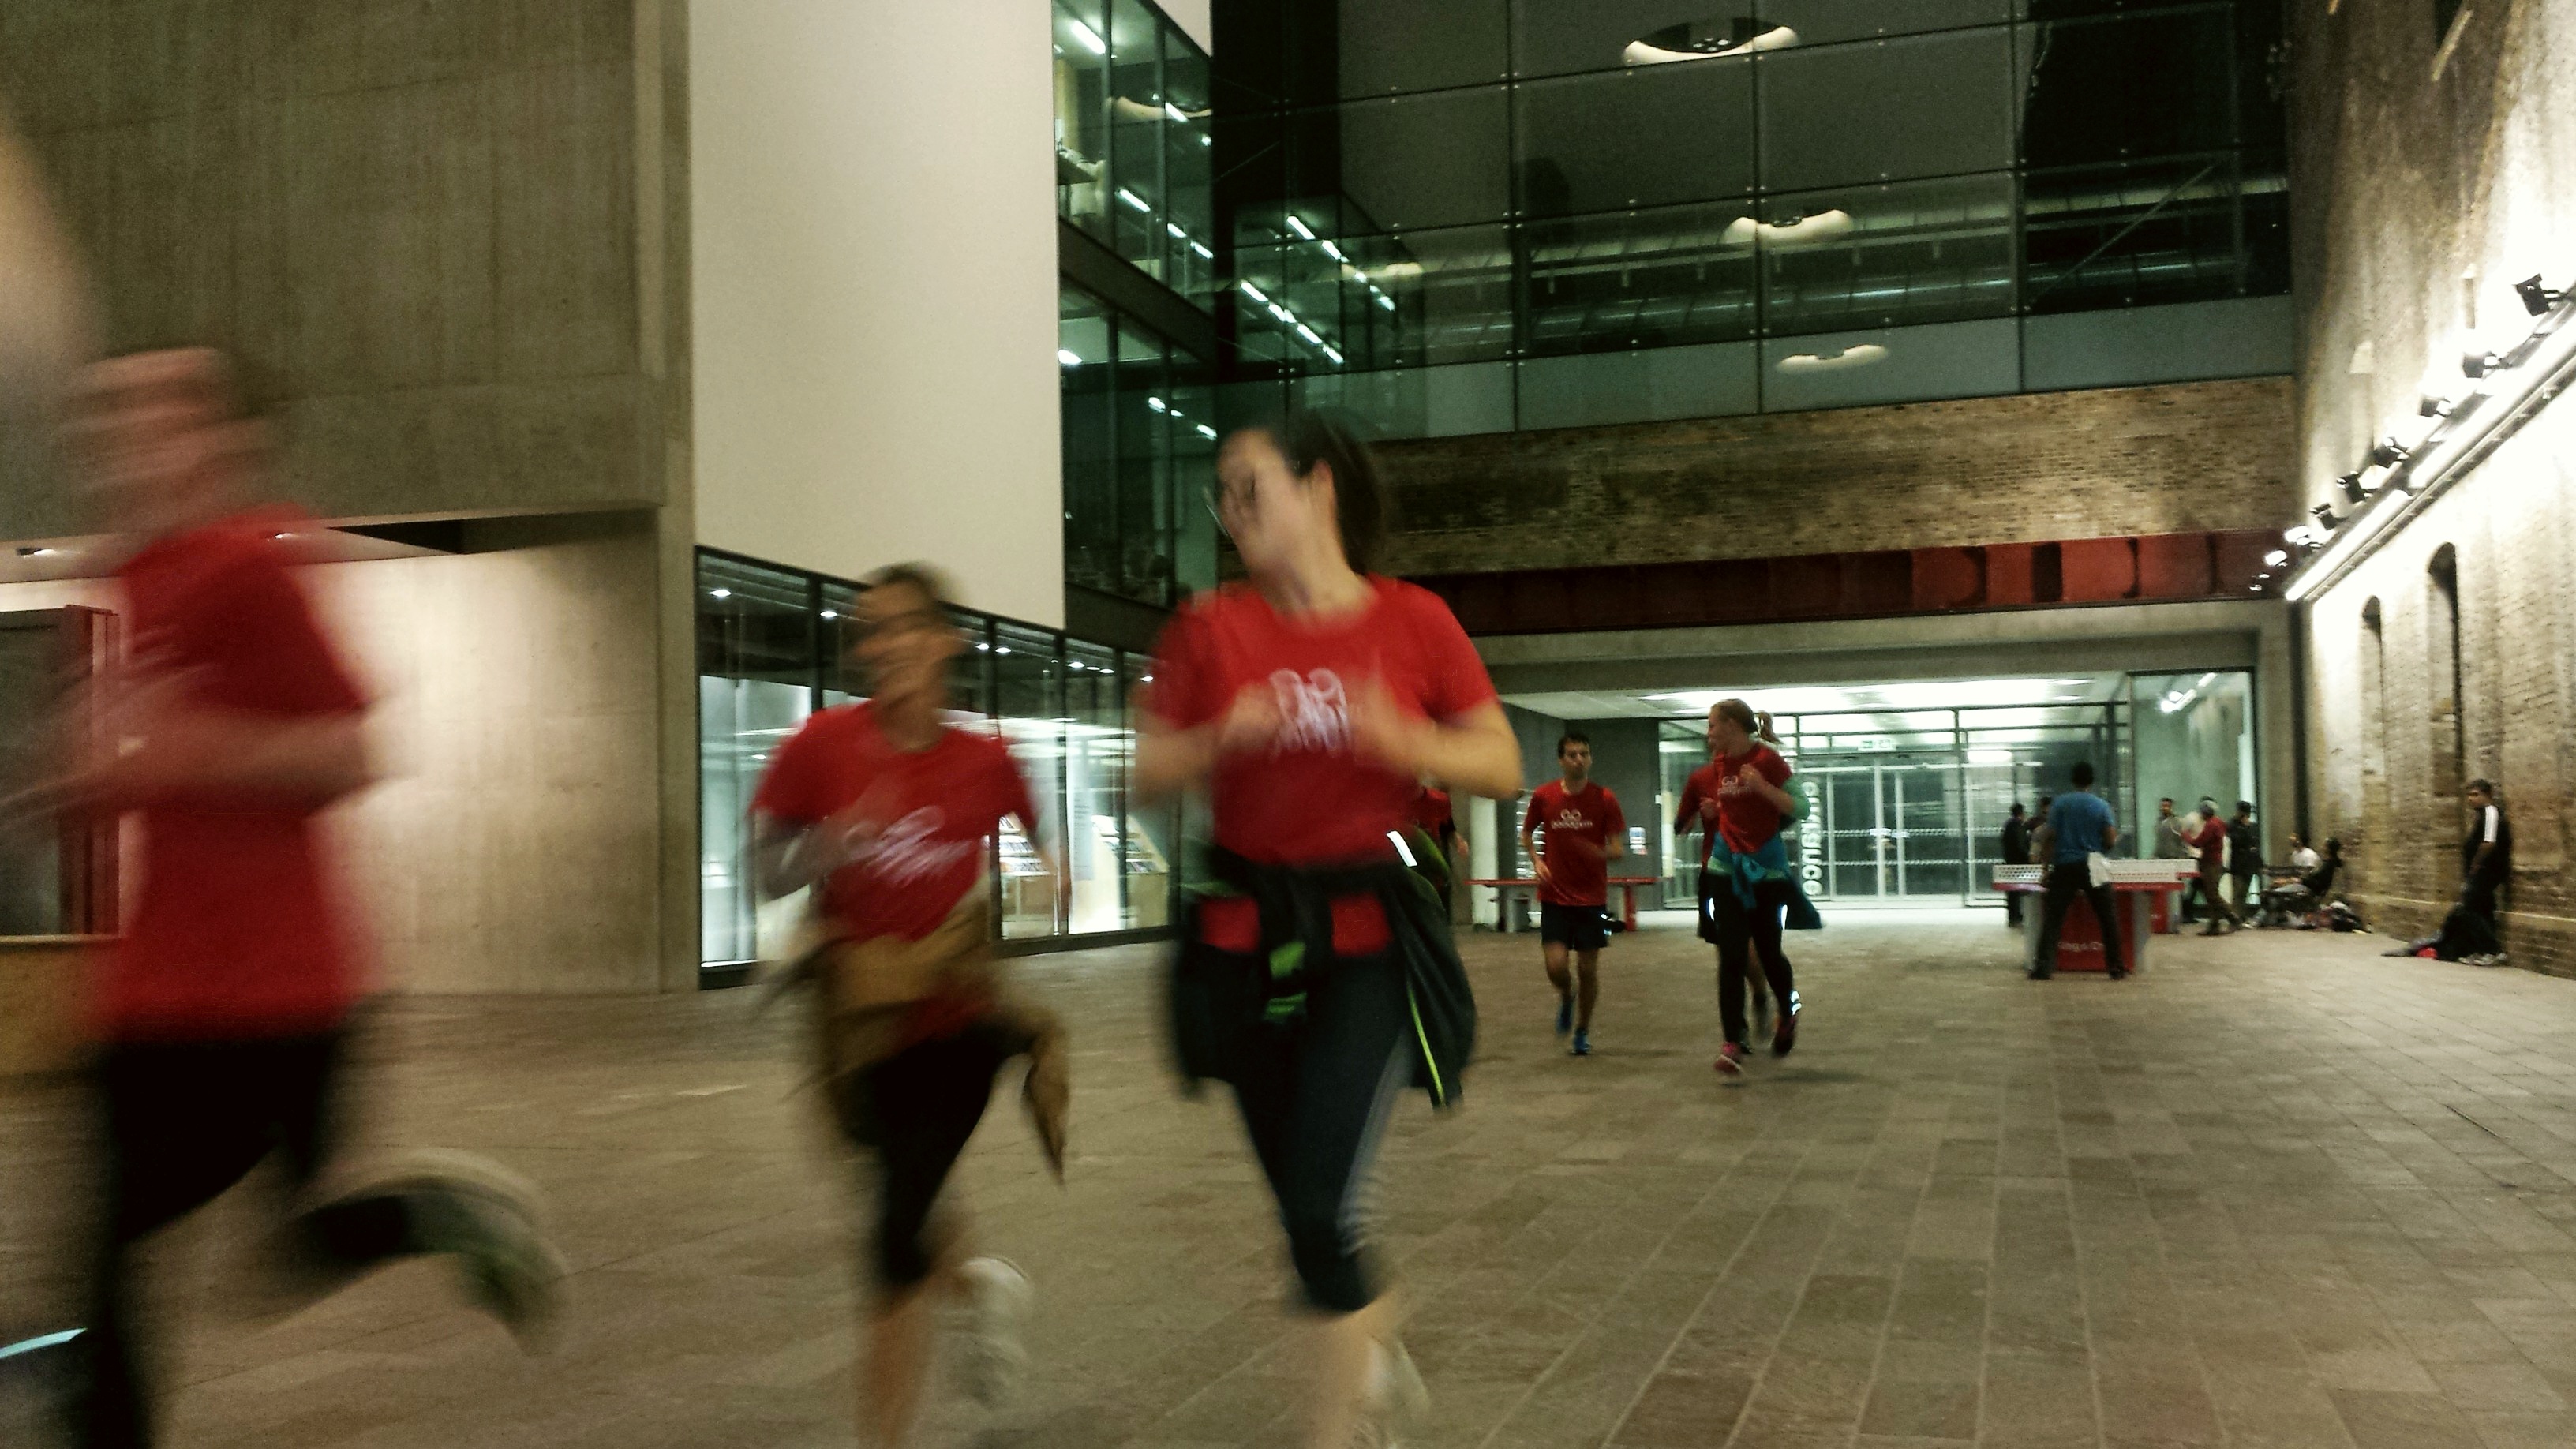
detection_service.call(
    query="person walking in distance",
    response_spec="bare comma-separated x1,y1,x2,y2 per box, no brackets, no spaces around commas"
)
1998,803,2031,927
2453,779,2513,964
1520,732,1627,1057
1675,701,1809,1076
1138,414,1521,1449
2151,797,2195,924
751,562,1071,1448
41,350,564,1449
2029,762,2127,981
2189,797,2239,934
2225,801,2263,924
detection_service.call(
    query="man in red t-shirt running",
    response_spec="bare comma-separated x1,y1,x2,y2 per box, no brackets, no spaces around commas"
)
751,563,1065,1449
1518,732,1627,1056
33,350,562,1448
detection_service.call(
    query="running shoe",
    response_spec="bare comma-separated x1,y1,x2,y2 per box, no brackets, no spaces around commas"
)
1355,1339,1430,1448
1752,992,1773,1044
378,1151,567,1354
1714,1042,1746,1075
1770,991,1800,1058
1555,996,1573,1035
955,1256,1033,1407
1569,1028,1591,1057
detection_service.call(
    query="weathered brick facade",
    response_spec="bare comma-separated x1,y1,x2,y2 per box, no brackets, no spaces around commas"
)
2288,0,2576,975
1372,378,2297,577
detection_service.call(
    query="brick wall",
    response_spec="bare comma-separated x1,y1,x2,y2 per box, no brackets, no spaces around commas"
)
1372,377,2296,577
2288,0,2576,976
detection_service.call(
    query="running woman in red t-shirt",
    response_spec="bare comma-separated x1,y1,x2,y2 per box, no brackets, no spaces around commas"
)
1518,731,1627,1056
1137,416,1521,1449
36,350,563,1447
1673,699,1807,1075
750,564,1060,1448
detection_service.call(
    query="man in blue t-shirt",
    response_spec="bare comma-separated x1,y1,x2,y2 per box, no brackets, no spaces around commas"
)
2031,762,2127,981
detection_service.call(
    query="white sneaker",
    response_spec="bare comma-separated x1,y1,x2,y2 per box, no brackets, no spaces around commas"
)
955,1257,1032,1408
1354,1339,1429,1448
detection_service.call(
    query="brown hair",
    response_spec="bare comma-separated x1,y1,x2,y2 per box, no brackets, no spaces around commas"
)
865,560,955,611
1712,698,1780,744
1237,410,1389,574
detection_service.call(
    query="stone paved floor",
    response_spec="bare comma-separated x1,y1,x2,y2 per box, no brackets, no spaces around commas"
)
7,911,2576,1448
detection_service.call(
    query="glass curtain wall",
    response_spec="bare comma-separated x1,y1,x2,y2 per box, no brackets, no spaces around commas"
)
1056,0,1216,306
1061,283,1221,608
1210,0,2288,436
697,551,1181,976
1649,674,2256,907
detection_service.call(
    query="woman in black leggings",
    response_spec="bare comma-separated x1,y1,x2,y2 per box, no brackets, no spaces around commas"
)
1138,415,1520,1449
1674,700,1808,1075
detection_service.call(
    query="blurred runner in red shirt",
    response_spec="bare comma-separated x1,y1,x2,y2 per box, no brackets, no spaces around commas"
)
1517,732,1626,1056
1137,415,1520,1449
39,350,561,1449
751,562,1066,1448
1674,700,1808,1075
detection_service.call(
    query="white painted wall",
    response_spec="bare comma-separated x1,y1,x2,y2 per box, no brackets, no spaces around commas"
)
1161,0,1212,51
691,0,1066,627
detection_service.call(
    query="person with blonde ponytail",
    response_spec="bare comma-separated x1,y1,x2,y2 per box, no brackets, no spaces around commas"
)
1673,700,1812,1075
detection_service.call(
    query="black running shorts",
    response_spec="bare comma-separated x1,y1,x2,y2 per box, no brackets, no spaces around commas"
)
1538,901,1609,950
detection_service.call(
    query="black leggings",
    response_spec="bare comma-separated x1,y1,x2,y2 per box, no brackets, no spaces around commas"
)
1228,955,1412,1314
1702,871,1797,1047
841,1021,1017,1292
77,1034,433,1449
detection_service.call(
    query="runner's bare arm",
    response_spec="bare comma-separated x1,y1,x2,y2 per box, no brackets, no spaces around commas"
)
1348,688,1520,801
1133,685,1280,803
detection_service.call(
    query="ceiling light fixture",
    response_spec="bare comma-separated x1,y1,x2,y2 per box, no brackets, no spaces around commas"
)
1116,188,1150,212
2263,549,2290,567
1067,18,1105,54
1284,215,1316,241
2462,348,2504,378
2334,472,2367,505
2514,273,2567,316
1058,348,1083,366
2366,436,2412,468
1239,280,1268,304
2419,393,2457,418
2310,503,2344,531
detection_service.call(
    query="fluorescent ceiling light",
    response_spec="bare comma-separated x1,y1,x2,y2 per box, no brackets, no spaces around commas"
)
1777,343,1888,373
1058,348,1084,365
1163,103,1188,124
1166,222,1186,239
708,588,730,599
1196,424,1216,440
1117,188,1150,212
1239,280,1268,303
1067,18,1105,54
1147,396,1166,412
1189,241,1213,259
1295,323,1324,346
1285,215,1316,240
1320,241,1347,263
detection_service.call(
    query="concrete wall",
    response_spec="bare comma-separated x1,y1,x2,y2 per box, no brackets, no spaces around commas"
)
0,1,665,534
689,0,1066,627
0,521,671,996
1372,376,2297,577
2287,0,2576,972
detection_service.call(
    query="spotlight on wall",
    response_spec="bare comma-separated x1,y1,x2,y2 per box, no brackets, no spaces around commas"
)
2514,274,2568,317
2367,436,2412,468
2311,503,2345,530
2463,348,2506,378
2419,394,2458,418
2336,472,2368,505
2263,549,2290,567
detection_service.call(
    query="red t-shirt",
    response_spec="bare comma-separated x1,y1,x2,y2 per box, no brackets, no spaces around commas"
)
1523,780,1624,906
1147,578,1498,864
105,511,369,1040
1676,746,1795,862
2191,816,2227,868
751,702,1038,942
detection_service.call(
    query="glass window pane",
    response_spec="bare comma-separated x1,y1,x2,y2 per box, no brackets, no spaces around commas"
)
1337,0,1510,97
1054,0,1112,238
994,625,1067,940
1758,316,2020,410
1061,288,1118,597
1758,172,2016,338
1161,30,1216,304
1294,359,1516,440
1758,0,2013,46
1114,323,1174,605
1758,29,2015,189
1522,202,1759,356
2129,669,2256,847
1518,340,1760,430
2022,154,2256,313
696,555,818,968
1064,641,1125,934
2018,9,2239,170
1312,89,1511,233
1514,59,1754,217
1108,0,1169,275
